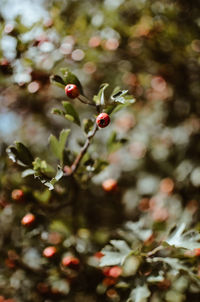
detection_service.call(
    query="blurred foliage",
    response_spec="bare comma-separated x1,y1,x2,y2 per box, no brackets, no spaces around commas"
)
0,0,200,301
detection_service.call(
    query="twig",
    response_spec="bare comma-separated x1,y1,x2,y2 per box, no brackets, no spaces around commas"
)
77,96,96,107
70,123,98,174
147,245,164,257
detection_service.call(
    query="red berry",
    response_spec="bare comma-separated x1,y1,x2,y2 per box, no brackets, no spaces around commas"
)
43,246,57,258
108,266,122,278
96,113,110,128
102,179,117,192
62,256,80,269
21,213,35,226
94,251,104,259
194,248,200,256
11,189,24,202
65,84,80,99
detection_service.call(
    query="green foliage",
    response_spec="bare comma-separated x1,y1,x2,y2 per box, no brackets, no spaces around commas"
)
49,129,71,162
1,0,200,301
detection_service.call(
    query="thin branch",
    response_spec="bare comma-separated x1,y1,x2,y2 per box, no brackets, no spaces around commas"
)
147,245,164,257
77,96,96,107
69,123,98,174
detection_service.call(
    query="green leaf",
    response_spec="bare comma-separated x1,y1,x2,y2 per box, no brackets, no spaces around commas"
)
111,88,136,105
43,166,63,191
51,108,65,116
83,118,94,134
33,189,51,203
100,240,131,267
49,129,70,162
6,142,34,167
93,83,109,105
62,101,80,126
60,68,83,94
33,157,55,177
22,169,35,177
15,142,34,166
49,135,60,159
59,129,71,153
50,74,66,88
107,131,128,152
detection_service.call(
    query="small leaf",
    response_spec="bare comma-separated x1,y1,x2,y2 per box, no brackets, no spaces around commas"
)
111,89,128,103
60,68,83,94
111,88,136,105
93,83,109,105
165,223,200,250
15,142,34,166
49,135,60,159
83,118,94,134
33,189,51,203
22,169,35,177
62,101,80,126
33,157,55,177
6,142,33,167
100,240,131,267
50,75,65,88
128,285,151,302
51,108,65,116
46,166,63,191
49,130,70,162
59,129,71,153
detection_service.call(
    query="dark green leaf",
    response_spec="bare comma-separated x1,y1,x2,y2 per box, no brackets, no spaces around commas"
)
60,68,83,94
15,142,34,166
50,74,66,88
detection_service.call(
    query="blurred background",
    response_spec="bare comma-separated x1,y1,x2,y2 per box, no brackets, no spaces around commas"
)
0,0,200,301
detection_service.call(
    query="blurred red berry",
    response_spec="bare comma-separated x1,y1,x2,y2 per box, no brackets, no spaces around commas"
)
43,246,57,258
96,113,110,128
194,248,200,256
65,84,80,99
108,266,122,278
94,251,104,259
102,277,116,286
62,256,80,269
21,213,35,226
102,179,117,192
11,189,24,202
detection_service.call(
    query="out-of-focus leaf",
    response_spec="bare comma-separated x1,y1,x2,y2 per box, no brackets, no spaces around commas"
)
125,220,153,242
100,240,131,267
50,74,65,88
36,165,63,191
127,285,151,302
147,257,200,285
107,131,128,152
33,189,51,203
62,101,80,126
165,223,200,250
93,83,109,105
51,108,65,116
83,118,94,134
49,129,70,161
33,157,55,176
15,142,34,165
6,142,33,167
60,68,83,94
22,169,35,177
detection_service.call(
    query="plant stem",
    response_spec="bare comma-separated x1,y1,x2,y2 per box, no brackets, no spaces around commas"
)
147,245,164,257
77,96,96,107
70,123,98,174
